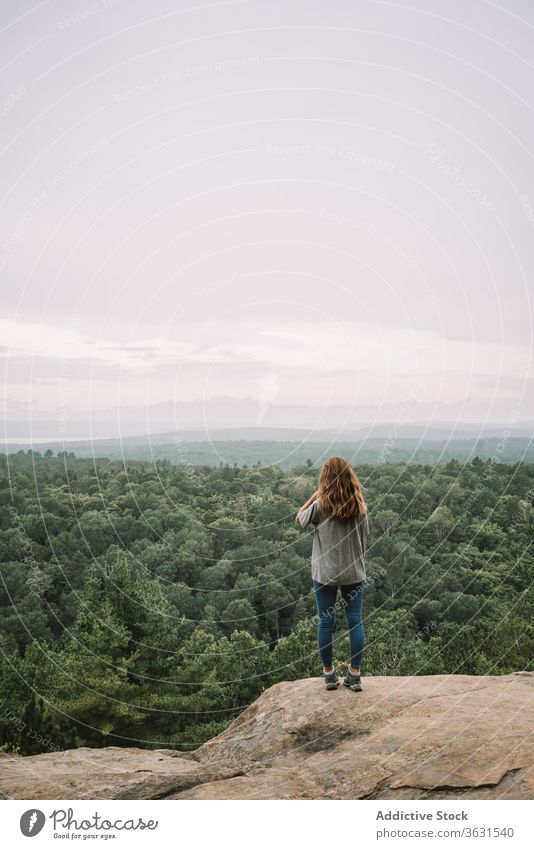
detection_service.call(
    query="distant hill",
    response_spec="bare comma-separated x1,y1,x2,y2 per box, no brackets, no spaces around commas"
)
3,434,533,466
4,421,534,445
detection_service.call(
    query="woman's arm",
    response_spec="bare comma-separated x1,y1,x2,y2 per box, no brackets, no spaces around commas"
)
295,489,319,523
359,511,369,554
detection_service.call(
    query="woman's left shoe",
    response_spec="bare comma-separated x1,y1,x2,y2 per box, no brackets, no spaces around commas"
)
323,670,340,690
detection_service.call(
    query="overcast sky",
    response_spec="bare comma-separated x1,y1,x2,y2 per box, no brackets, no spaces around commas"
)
1,0,533,439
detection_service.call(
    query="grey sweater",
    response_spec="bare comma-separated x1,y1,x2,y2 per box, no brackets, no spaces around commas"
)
298,500,369,586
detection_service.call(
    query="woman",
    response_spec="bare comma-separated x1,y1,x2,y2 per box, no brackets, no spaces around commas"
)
296,456,369,692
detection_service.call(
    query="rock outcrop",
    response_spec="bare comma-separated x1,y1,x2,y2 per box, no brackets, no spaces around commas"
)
2,673,533,800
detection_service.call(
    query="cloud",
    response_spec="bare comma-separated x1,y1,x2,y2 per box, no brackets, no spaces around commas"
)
1,396,34,412
1,315,531,425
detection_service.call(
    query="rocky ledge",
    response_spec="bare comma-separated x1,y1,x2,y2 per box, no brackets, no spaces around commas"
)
1,673,533,800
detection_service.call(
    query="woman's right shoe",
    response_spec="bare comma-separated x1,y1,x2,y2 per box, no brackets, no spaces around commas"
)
323,670,340,690
344,671,362,692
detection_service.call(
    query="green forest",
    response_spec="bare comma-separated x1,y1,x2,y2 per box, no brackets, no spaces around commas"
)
0,451,533,755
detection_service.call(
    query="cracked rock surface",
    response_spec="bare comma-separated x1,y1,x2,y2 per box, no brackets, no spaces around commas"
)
1,674,533,800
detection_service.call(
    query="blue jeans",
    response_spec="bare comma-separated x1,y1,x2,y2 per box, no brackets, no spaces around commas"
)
313,580,365,671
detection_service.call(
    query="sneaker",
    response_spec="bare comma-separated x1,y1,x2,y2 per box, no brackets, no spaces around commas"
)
344,671,362,692
323,670,339,690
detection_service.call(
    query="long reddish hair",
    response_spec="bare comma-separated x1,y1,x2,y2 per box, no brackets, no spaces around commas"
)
317,456,366,519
